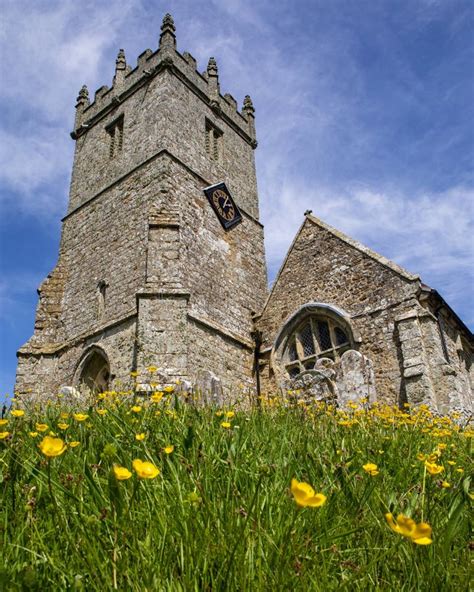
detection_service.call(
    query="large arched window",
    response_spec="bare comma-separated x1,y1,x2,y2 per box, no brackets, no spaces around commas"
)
273,303,358,380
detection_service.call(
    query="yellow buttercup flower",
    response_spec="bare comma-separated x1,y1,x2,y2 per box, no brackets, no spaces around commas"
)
130,371,139,378
0,431,10,440
425,461,444,475
291,479,327,508
362,462,379,476
39,436,67,458
215,411,224,417
11,409,25,418
441,481,451,488
225,411,235,418
69,441,80,448
131,406,142,413
135,433,146,441
164,385,175,393
132,459,160,479
97,409,108,416
57,423,69,430
73,413,89,422
221,421,232,429
29,432,38,438
147,366,158,373
163,445,174,454
60,412,70,419
113,465,132,481
151,392,163,403
0,419,8,426
385,513,432,545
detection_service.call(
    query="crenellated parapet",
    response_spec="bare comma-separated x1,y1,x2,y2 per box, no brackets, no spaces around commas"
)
71,14,256,147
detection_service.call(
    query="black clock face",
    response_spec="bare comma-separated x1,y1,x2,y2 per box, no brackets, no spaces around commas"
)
204,183,242,230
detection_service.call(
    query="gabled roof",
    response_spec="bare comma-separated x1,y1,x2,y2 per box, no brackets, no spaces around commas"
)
306,213,419,281
258,212,419,319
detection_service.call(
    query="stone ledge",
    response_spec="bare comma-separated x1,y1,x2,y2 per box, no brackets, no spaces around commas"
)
17,310,137,357
188,312,253,349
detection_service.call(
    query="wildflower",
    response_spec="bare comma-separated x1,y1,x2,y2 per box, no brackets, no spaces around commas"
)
221,421,232,429
39,435,67,458
215,411,224,417
11,409,24,418
164,385,175,393
456,468,464,473
225,411,235,418
441,481,451,488
291,479,327,508
362,463,379,476
131,406,142,413
425,461,444,475
69,441,80,448
0,419,8,426
130,371,139,378
132,459,160,479
447,460,456,466
97,409,108,416
155,410,161,417
29,432,38,437
151,392,163,403
163,445,174,454
97,393,106,400
147,366,158,373
57,423,69,430
60,412,70,419
73,413,88,422
417,453,426,462
0,431,10,440
135,433,146,441
113,465,132,481
385,513,432,545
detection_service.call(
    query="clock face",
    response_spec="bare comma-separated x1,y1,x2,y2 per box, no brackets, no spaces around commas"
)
212,189,235,221
204,183,242,230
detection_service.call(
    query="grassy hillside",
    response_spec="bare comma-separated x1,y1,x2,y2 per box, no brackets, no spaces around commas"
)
0,383,472,590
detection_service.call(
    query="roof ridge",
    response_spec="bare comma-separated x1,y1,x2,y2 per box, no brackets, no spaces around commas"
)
306,213,419,281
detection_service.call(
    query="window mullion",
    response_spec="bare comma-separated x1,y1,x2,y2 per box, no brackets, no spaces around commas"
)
311,318,321,355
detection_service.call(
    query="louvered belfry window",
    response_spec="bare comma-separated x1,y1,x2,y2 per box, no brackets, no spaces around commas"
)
106,115,124,159
205,118,223,161
284,316,351,377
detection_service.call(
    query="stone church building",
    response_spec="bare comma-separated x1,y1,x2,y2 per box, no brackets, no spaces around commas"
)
16,15,473,413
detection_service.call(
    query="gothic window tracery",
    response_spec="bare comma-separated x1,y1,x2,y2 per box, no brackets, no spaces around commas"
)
273,303,356,380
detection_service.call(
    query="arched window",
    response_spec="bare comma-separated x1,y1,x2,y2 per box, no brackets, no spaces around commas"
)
273,303,358,380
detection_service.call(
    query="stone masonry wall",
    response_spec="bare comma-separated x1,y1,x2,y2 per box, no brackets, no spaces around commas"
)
256,216,421,404
69,48,258,217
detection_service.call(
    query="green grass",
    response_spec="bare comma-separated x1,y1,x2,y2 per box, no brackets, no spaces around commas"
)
0,392,472,591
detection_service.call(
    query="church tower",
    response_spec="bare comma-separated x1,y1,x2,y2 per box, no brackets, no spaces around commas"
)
16,15,268,399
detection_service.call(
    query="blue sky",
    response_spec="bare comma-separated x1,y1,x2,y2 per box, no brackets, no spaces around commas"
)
0,0,473,399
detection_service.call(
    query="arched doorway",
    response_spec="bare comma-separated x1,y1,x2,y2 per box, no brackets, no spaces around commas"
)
76,348,110,394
